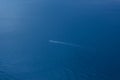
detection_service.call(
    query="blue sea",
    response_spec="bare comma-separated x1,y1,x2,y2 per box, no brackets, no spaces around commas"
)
0,0,120,80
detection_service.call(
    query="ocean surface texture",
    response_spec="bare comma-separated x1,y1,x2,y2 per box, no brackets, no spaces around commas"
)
0,0,120,80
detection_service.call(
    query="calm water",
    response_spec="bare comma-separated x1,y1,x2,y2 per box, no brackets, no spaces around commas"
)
0,0,120,80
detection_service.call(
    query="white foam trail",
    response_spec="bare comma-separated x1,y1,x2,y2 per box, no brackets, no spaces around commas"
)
49,40,96,52
49,40,81,47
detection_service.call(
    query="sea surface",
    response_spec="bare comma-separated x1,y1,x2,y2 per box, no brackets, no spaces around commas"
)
0,0,120,80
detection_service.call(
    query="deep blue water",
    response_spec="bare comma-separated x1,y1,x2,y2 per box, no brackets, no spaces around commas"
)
0,0,120,80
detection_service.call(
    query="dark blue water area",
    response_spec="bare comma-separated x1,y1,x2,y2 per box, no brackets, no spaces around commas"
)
0,0,120,80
